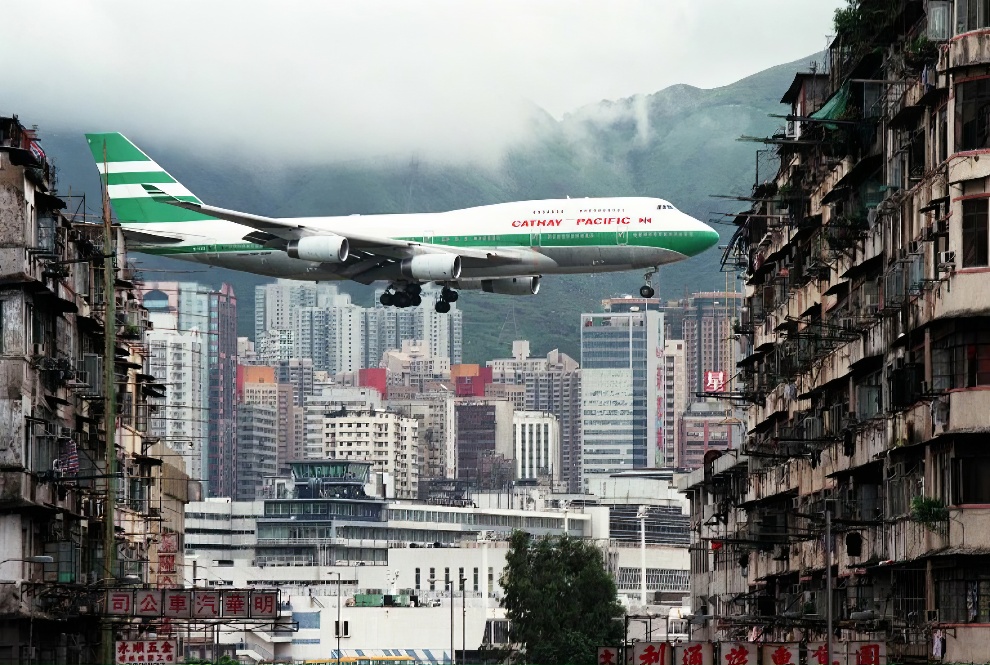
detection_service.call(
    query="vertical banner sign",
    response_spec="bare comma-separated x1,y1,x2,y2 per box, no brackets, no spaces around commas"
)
633,642,673,665
720,643,757,665
674,642,714,665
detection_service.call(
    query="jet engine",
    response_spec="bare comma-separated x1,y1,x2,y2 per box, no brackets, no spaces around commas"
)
451,276,541,296
286,235,350,263
400,254,462,280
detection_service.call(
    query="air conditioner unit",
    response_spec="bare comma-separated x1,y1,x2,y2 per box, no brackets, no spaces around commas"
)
938,250,956,271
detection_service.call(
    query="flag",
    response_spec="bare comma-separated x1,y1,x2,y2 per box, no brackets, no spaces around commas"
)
28,140,45,163
59,438,79,474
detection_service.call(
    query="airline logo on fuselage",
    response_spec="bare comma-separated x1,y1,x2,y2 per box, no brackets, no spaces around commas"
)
510,216,649,228
511,219,562,227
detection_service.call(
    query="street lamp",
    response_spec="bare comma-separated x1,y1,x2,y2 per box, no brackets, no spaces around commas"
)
330,571,342,665
430,578,454,665
0,555,53,571
460,577,467,665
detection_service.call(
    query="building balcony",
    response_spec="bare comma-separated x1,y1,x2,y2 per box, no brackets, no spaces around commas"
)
948,30,990,70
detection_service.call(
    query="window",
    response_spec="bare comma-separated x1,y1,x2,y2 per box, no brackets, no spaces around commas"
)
958,0,990,33
930,1,952,39
956,79,990,151
963,198,989,266
955,456,990,503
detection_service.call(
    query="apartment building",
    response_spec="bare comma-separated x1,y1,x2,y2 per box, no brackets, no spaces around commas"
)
683,3,990,661
0,117,187,663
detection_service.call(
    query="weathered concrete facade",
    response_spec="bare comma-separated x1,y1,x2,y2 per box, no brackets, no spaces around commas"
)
682,2,990,662
0,117,188,664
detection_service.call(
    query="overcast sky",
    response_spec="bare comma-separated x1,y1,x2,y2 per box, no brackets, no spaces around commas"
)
4,1,843,163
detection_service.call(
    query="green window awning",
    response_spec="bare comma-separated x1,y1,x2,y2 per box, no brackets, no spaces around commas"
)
810,83,851,129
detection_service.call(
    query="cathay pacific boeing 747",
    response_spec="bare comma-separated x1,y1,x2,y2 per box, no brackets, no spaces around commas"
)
87,133,719,313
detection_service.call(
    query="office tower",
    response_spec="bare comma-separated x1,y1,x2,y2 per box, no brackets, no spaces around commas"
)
580,309,663,490
235,403,277,501
209,284,238,498
512,411,560,482
321,409,419,499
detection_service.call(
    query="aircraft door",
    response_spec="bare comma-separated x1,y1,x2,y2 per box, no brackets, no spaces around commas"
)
530,232,541,247
616,231,628,245
424,229,434,245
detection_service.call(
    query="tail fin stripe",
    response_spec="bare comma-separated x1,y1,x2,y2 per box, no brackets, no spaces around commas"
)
96,161,165,175
107,183,196,200
104,197,216,224
104,172,176,186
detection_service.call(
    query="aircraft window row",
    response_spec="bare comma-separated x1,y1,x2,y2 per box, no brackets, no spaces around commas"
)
579,209,625,213
657,204,675,210
533,209,565,214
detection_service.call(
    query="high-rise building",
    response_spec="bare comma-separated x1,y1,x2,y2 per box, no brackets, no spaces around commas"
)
381,340,451,391
512,411,560,482
370,285,463,364
487,342,583,492
235,403,277,501
209,284,238,498
660,340,688,467
321,409,419,499
276,358,315,406
454,400,515,489
580,309,664,490
675,399,735,469
389,392,457,484
145,322,208,483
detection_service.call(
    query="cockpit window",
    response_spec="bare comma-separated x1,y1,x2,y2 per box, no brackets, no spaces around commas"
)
657,204,676,210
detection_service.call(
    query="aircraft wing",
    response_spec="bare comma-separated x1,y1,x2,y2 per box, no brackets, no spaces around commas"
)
147,186,526,265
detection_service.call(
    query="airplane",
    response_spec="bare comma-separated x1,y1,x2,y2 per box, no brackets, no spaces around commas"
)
86,132,720,313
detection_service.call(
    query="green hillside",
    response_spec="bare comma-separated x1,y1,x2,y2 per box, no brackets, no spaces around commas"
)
43,54,815,362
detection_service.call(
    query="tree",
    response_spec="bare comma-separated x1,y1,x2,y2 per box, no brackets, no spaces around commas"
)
500,530,624,665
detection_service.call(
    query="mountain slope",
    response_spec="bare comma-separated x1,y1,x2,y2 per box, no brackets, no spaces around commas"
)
40,54,815,362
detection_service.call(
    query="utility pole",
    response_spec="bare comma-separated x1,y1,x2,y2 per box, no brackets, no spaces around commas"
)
637,506,648,606
825,508,833,665
461,578,466,665
100,142,119,665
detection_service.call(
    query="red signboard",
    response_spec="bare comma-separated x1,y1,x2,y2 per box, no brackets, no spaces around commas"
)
632,642,672,665
598,647,620,665
163,589,192,618
674,642,713,665
704,370,727,393
134,590,162,617
720,643,757,665
250,590,278,618
106,590,134,616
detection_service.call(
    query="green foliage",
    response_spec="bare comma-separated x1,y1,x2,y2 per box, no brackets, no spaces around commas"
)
905,36,939,67
500,530,624,665
910,496,948,527
833,1,862,38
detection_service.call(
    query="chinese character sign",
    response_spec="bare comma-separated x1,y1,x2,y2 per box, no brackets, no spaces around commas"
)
760,644,798,665
598,647,620,665
704,371,727,393
115,639,178,664
852,642,885,665
250,591,278,618
134,590,162,617
106,591,134,616
193,590,221,619
159,554,176,574
633,642,672,665
675,642,713,665
163,589,191,618
159,533,179,554
721,643,756,665
222,590,249,618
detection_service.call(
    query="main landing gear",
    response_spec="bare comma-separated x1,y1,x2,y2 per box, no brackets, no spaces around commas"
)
379,282,422,308
639,267,658,299
434,286,458,313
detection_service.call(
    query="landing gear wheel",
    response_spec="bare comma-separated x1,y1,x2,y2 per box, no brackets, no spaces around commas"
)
442,287,459,303
411,294,422,307
394,291,412,308
640,285,655,298
435,300,451,314
379,292,394,307
406,283,422,297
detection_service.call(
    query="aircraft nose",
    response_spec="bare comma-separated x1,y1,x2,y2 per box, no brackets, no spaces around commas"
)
681,214,721,256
